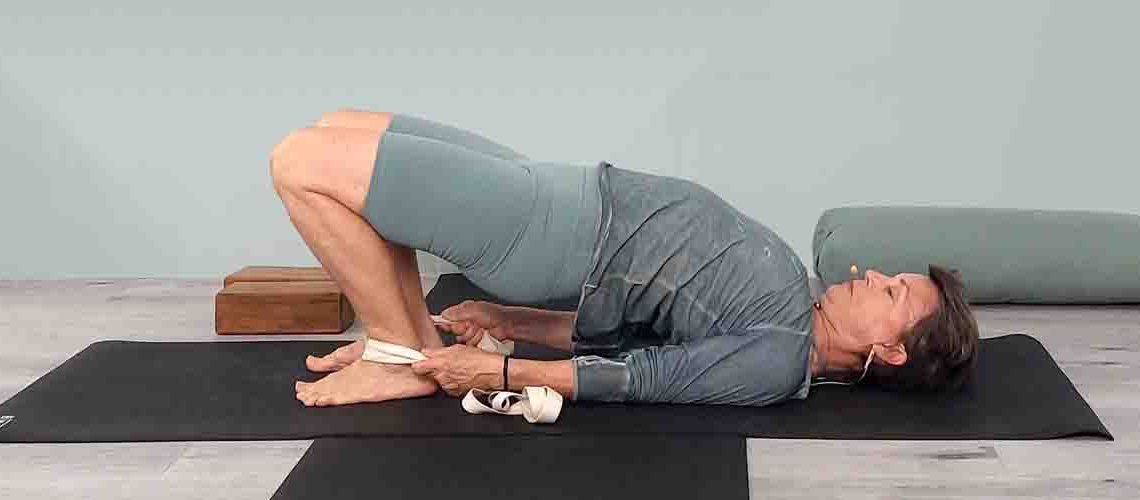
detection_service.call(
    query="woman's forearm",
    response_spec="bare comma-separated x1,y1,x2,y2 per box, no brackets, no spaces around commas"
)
506,358,575,400
504,306,576,352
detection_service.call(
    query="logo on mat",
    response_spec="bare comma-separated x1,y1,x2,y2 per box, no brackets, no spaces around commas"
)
0,415,13,430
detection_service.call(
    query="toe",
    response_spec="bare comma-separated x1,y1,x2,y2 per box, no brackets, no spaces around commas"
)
306,355,334,372
296,382,316,397
296,382,318,402
302,392,319,406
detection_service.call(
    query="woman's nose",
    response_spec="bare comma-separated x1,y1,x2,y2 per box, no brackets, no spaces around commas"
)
869,270,901,288
866,269,894,288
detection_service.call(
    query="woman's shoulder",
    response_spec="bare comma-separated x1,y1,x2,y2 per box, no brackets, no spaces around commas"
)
723,213,809,280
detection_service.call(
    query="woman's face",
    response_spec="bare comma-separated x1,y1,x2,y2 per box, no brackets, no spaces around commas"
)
821,269,941,348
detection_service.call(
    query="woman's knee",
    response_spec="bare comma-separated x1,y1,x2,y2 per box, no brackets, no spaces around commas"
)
270,127,323,191
268,127,381,214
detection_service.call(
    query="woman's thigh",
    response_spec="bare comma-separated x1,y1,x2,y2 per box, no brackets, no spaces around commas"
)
364,130,533,266
317,110,527,161
385,112,528,161
364,129,599,303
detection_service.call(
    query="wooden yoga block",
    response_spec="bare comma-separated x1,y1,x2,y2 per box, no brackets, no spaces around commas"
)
215,267,356,335
216,281,356,335
222,265,333,288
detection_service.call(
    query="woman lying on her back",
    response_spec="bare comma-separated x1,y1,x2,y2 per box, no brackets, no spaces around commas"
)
268,111,979,408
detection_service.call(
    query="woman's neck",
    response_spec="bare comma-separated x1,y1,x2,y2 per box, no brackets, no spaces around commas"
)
809,301,864,378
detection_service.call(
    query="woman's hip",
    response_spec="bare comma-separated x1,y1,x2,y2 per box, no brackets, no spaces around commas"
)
361,130,603,303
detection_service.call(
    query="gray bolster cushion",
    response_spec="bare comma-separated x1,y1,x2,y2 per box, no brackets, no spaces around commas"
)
812,206,1140,304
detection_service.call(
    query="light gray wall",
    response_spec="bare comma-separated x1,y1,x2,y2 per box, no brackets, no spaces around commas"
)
3,1,1137,280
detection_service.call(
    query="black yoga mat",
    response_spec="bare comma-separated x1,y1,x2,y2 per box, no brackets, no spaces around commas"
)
0,274,1112,442
271,435,748,500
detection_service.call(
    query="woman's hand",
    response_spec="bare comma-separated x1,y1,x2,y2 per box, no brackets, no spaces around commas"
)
433,300,514,348
410,344,504,397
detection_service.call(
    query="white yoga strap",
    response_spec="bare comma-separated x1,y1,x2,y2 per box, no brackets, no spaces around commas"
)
428,314,516,356
361,339,426,364
461,386,563,424
361,334,513,363
472,332,515,356
360,337,559,424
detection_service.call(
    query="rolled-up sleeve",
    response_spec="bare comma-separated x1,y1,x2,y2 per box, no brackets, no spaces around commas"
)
572,324,811,407
572,354,633,402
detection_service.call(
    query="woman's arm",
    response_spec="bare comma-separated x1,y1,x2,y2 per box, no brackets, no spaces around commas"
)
504,358,576,399
573,324,813,407
412,346,577,399
503,306,576,352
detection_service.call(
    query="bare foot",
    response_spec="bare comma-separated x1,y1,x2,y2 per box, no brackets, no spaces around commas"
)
306,340,364,373
294,359,438,407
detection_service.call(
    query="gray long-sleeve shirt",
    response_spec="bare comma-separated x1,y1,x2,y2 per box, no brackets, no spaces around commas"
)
568,165,816,407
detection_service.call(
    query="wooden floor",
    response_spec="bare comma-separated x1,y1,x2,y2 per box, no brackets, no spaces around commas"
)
0,277,1136,499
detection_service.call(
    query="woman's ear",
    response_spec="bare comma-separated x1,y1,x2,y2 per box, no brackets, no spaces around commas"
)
875,343,908,366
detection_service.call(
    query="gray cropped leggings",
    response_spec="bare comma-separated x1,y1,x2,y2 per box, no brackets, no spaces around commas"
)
361,113,603,304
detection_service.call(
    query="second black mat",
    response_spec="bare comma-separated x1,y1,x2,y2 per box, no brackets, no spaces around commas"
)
271,435,749,500
0,274,1113,442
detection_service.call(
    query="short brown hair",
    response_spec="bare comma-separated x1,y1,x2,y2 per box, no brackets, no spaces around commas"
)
864,264,979,393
